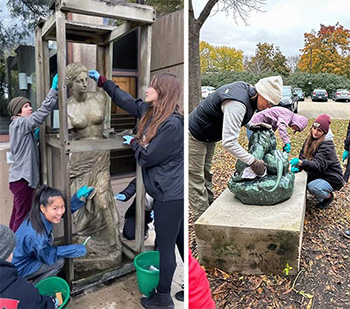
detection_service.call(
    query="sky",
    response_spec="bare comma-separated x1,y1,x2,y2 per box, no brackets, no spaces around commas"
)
192,0,350,58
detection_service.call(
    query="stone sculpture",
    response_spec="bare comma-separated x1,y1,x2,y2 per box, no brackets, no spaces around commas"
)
228,129,295,205
66,62,122,275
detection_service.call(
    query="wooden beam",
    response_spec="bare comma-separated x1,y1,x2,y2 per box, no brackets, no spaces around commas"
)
57,0,155,24
138,24,152,98
41,12,57,39
106,21,141,44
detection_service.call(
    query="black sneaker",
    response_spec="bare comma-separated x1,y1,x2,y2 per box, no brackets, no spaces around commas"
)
141,290,174,309
175,290,184,302
343,230,350,239
315,193,334,209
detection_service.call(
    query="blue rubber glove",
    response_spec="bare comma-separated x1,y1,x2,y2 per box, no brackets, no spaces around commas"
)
53,297,59,309
115,193,127,201
290,158,300,167
123,135,134,145
51,74,58,90
74,244,87,257
88,70,100,82
77,186,94,200
283,143,291,153
34,127,40,140
291,167,300,173
343,150,349,162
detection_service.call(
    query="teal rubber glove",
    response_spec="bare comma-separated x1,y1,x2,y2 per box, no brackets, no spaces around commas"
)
34,127,40,140
123,135,135,145
115,193,126,201
291,167,300,173
88,70,100,82
77,186,94,200
343,150,349,162
51,74,58,90
283,143,291,153
290,158,300,167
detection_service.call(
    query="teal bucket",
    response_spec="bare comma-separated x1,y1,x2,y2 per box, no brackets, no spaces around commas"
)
35,276,70,309
134,251,160,296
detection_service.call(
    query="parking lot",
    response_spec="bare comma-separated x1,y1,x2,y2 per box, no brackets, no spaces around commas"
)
298,97,350,119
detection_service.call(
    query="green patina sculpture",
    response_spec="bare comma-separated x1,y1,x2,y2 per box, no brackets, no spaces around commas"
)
228,129,295,205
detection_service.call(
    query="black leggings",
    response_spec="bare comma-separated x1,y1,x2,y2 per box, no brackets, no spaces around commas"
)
154,199,184,293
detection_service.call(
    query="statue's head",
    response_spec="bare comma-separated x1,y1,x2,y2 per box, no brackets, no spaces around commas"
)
66,62,88,88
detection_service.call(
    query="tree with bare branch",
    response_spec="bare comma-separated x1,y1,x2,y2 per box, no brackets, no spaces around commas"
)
189,0,265,112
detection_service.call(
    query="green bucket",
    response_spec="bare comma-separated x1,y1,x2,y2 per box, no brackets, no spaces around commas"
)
134,251,160,297
35,276,70,309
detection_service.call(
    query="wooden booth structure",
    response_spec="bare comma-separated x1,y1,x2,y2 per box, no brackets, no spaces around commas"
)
35,0,155,293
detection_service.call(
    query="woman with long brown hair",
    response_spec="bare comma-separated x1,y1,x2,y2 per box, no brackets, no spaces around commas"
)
89,70,184,309
290,114,344,209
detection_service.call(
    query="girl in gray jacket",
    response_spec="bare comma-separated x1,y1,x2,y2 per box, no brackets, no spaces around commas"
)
7,74,58,232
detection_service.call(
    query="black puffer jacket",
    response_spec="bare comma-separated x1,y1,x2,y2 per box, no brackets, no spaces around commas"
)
189,81,257,142
103,80,183,202
0,261,55,308
299,134,345,190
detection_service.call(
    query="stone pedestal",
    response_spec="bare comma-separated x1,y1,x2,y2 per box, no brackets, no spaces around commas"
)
195,172,307,275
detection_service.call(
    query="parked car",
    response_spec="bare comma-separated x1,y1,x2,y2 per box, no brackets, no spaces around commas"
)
333,89,350,102
294,88,305,101
278,85,299,113
201,86,215,99
312,89,328,102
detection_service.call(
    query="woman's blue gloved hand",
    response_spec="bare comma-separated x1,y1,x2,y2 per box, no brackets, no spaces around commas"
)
51,74,59,91
343,150,349,162
115,193,126,201
283,143,291,153
88,70,100,82
291,167,300,173
34,127,40,140
123,135,135,145
77,186,94,200
289,158,300,167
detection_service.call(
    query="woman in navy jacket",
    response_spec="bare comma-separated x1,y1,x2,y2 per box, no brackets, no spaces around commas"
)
89,71,184,309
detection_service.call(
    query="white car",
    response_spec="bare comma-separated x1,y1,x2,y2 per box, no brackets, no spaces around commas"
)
201,86,215,99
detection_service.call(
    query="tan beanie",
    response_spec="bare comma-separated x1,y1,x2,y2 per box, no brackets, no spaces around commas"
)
7,97,31,117
255,76,283,105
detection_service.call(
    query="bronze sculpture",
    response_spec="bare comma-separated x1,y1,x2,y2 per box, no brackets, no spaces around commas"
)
229,129,295,205
66,62,122,274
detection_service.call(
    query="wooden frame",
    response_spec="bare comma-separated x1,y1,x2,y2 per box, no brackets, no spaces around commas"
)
35,0,154,290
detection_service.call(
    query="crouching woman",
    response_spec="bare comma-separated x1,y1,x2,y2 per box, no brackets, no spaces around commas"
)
12,185,93,284
290,114,345,209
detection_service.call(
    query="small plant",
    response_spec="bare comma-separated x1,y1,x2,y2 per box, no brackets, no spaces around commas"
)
283,262,293,275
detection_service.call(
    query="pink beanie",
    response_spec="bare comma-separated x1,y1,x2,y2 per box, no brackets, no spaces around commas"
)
314,114,331,134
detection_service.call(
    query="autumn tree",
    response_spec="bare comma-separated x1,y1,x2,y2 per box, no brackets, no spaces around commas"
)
298,23,350,78
200,41,243,73
189,0,265,112
246,42,290,76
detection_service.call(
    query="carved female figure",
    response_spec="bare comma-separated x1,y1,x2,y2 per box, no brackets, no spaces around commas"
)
66,62,121,273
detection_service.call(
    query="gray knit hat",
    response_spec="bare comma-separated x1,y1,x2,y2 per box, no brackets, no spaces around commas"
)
255,76,283,105
0,224,16,261
7,97,31,117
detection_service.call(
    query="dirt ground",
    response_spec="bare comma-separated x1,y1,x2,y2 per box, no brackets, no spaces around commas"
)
189,117,350,308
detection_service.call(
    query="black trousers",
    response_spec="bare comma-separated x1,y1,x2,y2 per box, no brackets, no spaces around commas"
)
154,199,184,293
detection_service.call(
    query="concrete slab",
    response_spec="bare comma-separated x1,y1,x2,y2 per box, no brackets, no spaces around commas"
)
195,172,307,275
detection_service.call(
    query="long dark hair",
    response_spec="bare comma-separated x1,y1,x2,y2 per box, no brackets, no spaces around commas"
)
302,128,326,160
28,185,66,235
137,73,183,147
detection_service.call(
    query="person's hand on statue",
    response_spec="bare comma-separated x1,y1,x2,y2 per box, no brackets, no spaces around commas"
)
289,158,301,167
51,73,58,91
250,123,272,132
249,158,266,176
283,143,291,153
115,193,127,201
343,150,349,162
88,70,100,82
291,167,300,173
123,135,135,146
77,186,95,201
